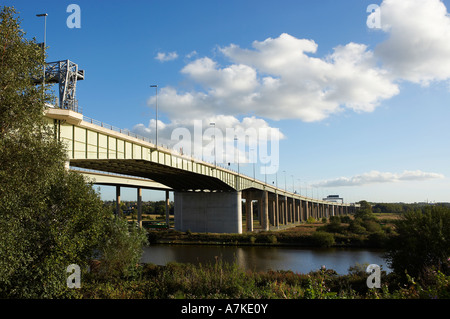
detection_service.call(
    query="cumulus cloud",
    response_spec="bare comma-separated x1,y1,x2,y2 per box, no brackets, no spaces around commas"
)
312,170,445,187
133,115,284,166
155,51,179,62
133,0,450,171
375,0,450,85
144,0,450,125
152,34,399,123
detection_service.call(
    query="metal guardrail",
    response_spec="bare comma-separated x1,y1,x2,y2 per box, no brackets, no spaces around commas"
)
82,115,153,144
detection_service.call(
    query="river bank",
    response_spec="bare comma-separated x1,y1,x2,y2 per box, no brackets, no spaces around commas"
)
146,220,392,249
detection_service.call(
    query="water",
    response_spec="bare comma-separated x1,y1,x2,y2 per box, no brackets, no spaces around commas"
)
141,244,391,275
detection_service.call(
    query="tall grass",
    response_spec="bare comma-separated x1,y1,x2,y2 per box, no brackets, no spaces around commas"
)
74,259,450,299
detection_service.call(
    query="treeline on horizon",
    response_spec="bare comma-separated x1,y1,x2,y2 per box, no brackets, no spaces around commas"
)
367,202,450,214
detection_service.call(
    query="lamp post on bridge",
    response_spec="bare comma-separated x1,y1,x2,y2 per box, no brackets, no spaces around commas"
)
150,85,158,148
36,13,48,99
210,122,216,167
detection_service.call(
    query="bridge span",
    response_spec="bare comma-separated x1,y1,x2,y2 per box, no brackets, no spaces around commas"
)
45,107,357,234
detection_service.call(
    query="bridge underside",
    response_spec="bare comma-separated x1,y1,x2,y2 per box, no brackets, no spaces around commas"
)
70,159,234,192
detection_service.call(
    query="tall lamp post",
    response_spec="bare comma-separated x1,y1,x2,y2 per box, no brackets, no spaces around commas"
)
36,13,48,99
210,122,216,167
150,85,158,147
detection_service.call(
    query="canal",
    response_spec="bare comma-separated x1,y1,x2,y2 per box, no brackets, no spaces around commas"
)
141,244,391,275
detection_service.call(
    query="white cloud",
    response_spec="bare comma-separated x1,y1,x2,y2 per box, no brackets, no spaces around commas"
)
313,170,445,187
150,33,399,123
145,1,450,125
155,51,179,62
375,0,450,85
133,0,450,171
133,115,284,165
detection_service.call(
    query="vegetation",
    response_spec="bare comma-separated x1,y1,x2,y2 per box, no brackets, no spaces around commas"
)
71,260,449,299
384,205,450,283
0,6,147,298
1,6,448,299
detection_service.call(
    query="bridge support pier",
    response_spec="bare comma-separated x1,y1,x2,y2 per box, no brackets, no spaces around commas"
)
174,191,242,234
115,185,121,217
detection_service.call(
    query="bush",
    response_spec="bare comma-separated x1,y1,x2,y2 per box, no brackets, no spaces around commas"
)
95,217,149,281
348,219,367,235
340,216,352,224
362,220,383,233
306,217,316,224
384,206,450,282
329,216,341,224
312,231,335,247
367,231,388,248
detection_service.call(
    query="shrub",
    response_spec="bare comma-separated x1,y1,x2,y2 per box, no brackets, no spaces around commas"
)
312,231,335,247
306,217,316,224
95,217,149,281
340,216,352,224
384,206,450,282
348,219,367,235
329,216,341,224
363,220,383,233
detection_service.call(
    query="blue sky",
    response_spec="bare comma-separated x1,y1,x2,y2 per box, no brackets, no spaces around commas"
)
6,0,450,203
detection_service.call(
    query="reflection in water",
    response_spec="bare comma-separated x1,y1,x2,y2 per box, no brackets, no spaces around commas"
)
141,245,391,275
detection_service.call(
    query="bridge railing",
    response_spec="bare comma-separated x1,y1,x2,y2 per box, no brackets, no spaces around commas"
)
82,115,153,144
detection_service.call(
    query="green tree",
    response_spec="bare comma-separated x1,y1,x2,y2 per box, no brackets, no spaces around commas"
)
355,200,375,220
0,6,110,298
384,205,450,282
95,217,148,281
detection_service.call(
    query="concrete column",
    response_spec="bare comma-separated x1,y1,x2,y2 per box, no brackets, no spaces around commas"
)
115,185,121,217
275,194,279,227
165,190,170,227
174,191,242,233
292,198,296,223
284,196,288,224
271,198,276,227
280,199,285,224
298,200,301,222
137,187,142,228
246,197,253,232
305,201,309,221
262,191,269,231
299,200,303,222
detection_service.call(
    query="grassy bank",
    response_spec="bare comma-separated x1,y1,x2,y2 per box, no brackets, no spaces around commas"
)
146,214,398,249
74,259,449,299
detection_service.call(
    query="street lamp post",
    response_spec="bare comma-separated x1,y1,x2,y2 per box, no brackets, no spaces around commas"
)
291,175,294,193
235,137,239,189
210,122,216,167
36,13,48,99
150,85,158,147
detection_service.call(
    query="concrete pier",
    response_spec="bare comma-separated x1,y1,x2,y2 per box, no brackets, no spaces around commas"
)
174,191,243,233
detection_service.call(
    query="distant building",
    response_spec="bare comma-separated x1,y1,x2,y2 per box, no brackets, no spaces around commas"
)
323,195,344,203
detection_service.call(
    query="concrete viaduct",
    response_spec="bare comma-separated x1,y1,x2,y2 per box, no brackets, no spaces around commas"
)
44,107,357,234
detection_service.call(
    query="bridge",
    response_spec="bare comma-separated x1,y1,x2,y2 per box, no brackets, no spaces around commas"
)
44,107,357,234
40,59,357,234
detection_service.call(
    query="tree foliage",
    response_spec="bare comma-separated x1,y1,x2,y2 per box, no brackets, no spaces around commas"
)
0,6,147,298
384,205,450,282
